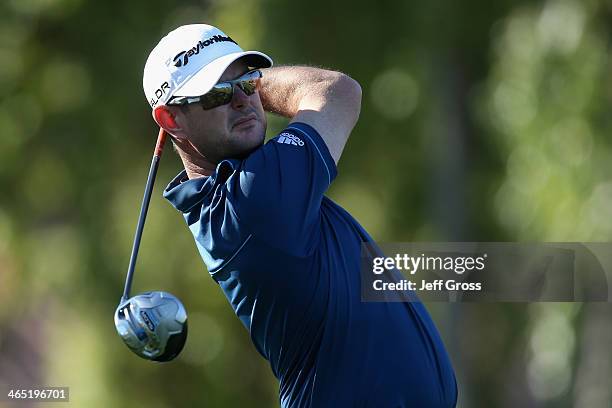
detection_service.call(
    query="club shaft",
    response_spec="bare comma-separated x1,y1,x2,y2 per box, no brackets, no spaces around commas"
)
121,129,167,302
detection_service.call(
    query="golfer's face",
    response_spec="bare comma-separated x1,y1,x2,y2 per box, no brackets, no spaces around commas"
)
181,60,266,162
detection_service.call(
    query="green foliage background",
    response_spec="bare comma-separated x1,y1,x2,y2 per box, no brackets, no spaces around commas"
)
1,0,611,407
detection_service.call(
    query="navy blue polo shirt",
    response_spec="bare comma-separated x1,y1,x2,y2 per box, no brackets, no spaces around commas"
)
163,122,457,407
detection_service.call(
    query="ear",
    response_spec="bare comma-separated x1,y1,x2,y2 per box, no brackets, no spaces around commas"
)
152,106,187,140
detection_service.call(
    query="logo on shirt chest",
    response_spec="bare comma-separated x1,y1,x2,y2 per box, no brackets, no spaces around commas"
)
276,133,305,146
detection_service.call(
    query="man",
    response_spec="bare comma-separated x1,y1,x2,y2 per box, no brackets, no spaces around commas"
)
143,24,457,407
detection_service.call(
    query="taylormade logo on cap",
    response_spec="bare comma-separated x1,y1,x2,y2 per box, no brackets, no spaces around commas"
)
143,24,273,109
173,35,237,68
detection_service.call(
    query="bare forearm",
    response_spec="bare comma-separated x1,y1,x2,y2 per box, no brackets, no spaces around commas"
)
259,65,362,164
259,66,357,118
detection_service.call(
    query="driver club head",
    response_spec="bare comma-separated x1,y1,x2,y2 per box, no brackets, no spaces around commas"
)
114,291,188,362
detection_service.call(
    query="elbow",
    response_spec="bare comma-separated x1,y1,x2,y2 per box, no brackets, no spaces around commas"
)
336,73,362,102
334,73,362,117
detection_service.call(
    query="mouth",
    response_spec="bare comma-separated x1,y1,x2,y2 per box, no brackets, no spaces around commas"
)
232,114,258,130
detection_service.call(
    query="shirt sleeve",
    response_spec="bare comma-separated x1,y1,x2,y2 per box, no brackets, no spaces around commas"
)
228,122,338,255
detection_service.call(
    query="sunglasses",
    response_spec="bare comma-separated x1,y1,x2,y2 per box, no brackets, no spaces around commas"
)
167,70,262,110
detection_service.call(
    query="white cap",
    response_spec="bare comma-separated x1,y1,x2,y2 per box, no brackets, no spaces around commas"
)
143,24,273,109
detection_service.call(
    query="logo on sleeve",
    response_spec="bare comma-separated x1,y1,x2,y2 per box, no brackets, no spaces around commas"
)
277,132,305,147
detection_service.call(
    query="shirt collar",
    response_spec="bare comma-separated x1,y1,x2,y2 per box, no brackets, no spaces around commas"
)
163,159,238,213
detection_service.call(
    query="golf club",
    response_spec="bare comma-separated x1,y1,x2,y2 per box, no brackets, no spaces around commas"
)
114,128,188,362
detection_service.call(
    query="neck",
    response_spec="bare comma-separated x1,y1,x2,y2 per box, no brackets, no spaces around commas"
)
176,149,215,179
183,160,215,179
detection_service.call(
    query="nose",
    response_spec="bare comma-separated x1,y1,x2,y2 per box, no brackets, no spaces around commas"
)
230,84,250,110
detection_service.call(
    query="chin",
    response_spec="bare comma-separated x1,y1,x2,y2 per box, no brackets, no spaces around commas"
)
234,122,265,143
228,125,266,159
